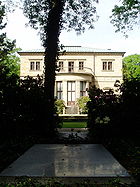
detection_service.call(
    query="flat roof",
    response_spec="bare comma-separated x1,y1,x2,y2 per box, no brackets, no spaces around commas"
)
18,46,125,54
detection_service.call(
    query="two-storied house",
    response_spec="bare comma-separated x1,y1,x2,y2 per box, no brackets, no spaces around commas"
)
18,46,125,113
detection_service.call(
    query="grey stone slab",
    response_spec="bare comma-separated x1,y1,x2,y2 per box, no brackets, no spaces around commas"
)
0,144,130,178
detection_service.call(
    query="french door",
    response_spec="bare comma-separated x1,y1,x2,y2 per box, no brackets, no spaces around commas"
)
67,81,75,105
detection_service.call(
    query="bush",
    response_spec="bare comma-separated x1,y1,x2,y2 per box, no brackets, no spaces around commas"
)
87,86,121,139
0,73,59,139
87,79,140,140
77,96,90,114
55,99,65,114
119,78,140,134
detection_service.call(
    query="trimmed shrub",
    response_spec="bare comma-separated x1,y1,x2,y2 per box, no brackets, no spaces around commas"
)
55,99,65,114
77,96,90,114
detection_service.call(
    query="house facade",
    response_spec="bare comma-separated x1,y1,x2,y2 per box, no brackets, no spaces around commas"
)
18,46,125,113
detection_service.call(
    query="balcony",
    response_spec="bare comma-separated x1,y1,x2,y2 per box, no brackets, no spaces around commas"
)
56,66,94,76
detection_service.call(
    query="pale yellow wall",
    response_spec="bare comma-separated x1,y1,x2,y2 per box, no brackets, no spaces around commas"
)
20,54,44,77
19,52,123,92
93,53,123,90
94,54,122,76
58,53,94,72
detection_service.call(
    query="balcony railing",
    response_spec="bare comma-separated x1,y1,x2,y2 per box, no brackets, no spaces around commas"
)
56,66,94,75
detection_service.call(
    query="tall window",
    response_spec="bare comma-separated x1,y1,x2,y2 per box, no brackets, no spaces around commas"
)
59,61,63,71
36,62,40,70
68,62,74,72
102,61,112,71
103,62,107,70
56,81,63,99
79,61,84,70
30,62,35,70
108,62,112,70
80,81,86,96
30,61,40,71
67,81,75,105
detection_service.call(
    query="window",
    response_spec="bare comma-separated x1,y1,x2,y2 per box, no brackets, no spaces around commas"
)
30,62,35,70
36,62,40,70
80,81,86,96
102,61,112,71
30,61,41,71
79,61,84,70
108,62,112,70
59,61,63,71
56,81,63,99
67,81,75,105
103,62,107,70
68,62,74,72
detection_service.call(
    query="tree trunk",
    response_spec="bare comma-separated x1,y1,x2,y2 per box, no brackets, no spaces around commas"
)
43,1,64,133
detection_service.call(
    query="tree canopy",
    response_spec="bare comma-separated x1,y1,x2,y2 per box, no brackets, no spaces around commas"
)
23,0,99,46
111,0,140,35
1,48,20,76
0,0,20,76
0,1,16,62
123,54,140,80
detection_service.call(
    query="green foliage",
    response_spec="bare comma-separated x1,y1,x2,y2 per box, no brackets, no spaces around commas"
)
0,177,138,186
1,48,20,76
0,0,15,62
77,96,90,114
120,78,140,132
87,79,140,140
23,0,99,45
0,1,19,77
106,137,140,183
87,86,120,138
0,74,60,139
55,99,65,114
62,0,99,34
111,0,140,35
123,54,140,80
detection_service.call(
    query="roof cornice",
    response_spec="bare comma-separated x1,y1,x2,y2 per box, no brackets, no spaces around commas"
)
18,46,125,55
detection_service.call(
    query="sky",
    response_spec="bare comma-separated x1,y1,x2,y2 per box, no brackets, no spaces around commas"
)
5,0,140,56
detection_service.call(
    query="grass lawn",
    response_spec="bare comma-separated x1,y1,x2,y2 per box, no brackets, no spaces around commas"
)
62,121,87,128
